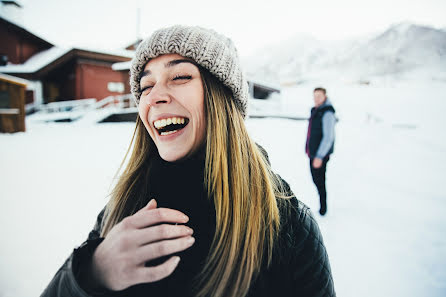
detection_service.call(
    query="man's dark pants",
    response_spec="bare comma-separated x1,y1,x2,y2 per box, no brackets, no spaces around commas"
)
310,155,330,214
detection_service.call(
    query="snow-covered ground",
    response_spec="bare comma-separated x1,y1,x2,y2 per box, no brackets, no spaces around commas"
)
1,81,445,297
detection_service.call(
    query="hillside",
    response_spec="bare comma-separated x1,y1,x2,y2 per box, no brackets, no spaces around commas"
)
243,22,446,84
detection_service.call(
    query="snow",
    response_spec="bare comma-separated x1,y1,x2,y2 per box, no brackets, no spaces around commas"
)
0,12,51,45
0,47,69,73
243,22,446,84
248,78,281,92
75,46,134,59
0,46,133,74
1,81,446,297
0,73,30,86
2,0,24,7
112,61,132,71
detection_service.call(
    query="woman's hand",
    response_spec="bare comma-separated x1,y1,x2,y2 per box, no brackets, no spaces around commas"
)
90,199,195,291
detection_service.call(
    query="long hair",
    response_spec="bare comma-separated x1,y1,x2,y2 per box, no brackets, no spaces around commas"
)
101,68,289,297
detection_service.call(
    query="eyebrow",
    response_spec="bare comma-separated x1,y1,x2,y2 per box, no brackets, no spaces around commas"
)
139,59,199,81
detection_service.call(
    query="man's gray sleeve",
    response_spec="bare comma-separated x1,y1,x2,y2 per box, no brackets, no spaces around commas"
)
315,111,336,159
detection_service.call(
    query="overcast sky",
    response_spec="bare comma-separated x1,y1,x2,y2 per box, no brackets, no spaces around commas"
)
12,0,446,57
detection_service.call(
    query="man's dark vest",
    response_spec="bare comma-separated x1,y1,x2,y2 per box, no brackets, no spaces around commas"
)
306,104,335,158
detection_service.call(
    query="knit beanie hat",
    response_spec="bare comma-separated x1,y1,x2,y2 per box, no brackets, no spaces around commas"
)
130,25,249,118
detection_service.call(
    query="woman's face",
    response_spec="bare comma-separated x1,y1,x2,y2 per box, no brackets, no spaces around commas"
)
138,54,206,162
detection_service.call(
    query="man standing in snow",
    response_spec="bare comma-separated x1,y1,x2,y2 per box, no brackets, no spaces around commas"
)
305,87,336,216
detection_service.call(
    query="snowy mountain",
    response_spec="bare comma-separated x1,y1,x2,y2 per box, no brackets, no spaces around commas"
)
244,22,446,84
344,22,446,75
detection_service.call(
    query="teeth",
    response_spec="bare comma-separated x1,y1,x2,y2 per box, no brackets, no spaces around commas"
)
161,130,178,136
153,117,187,129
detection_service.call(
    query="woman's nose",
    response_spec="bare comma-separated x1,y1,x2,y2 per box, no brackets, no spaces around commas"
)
146,83,172,106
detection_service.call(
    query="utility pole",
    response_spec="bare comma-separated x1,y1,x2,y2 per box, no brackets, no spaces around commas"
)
136,3,141,40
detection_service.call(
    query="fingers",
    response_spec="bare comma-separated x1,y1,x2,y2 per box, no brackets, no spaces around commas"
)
144,199,157,211
136,256,181,283
134,224,194,246
125,207,189,230
134,236,195,264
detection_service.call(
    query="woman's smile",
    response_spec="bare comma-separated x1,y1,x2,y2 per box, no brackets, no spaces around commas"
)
152,116,189,136
138,54,206,162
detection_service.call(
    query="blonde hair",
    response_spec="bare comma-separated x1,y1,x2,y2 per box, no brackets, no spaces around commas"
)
101,68,289,297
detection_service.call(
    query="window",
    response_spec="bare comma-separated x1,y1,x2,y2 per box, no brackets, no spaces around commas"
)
108,82,125,93
0,91,10,108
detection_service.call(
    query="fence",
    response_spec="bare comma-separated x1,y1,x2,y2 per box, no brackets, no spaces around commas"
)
36,94,136,114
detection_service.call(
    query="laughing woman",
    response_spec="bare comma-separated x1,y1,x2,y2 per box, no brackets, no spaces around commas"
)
41,25,335,297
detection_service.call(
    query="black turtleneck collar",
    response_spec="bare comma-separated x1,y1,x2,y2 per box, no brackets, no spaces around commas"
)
146,147,209,216
122,149,216,296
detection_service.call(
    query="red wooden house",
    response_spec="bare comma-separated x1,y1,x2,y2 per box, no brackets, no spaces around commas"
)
0,2,133,107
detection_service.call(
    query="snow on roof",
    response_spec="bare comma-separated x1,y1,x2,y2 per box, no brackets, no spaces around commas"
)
0,47,69,73
112,61,132,71
0,72,30,85
75,46,134,59
247,77,281,91
0,15,53,46
122,38,142,50
0,46,134,74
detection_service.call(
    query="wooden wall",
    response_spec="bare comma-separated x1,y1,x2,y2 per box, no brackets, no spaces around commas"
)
0,18,52,64
0,78,26,133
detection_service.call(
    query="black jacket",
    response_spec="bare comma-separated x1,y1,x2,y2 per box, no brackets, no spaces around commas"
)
306,102,336,159
41,151,336,297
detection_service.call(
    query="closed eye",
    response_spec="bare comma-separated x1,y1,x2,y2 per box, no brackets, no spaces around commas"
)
173,75,192,81
140,75,192,93
140,85,153,94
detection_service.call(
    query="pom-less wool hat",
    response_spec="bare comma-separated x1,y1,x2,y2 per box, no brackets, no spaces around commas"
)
130,25,249,118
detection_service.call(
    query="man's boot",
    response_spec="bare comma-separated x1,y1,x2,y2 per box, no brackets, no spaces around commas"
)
319,198,327,216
